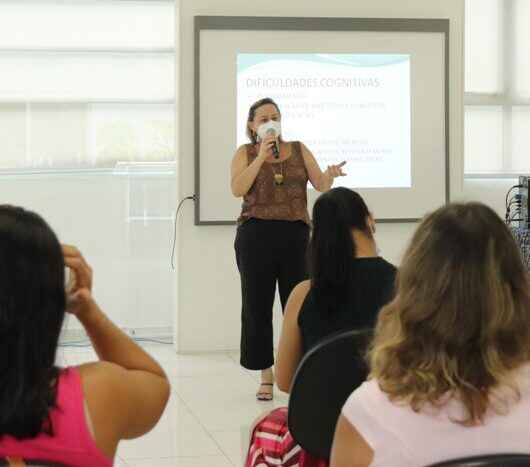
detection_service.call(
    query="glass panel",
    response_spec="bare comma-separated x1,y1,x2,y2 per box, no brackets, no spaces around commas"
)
0,52,174,101
464,106,504,173
514,0,530,98
0,104,175,169
465,0,502,93
510,106,530,172
0,172,176,335
0,2,174,50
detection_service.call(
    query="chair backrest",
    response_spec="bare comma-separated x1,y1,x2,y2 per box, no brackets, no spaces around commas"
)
287,328,371,460
426,454,530,467
0,459,66,467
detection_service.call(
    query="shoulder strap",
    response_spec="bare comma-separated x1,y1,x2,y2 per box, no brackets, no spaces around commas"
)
295,141,302,155
246,143,258,164
294,141,305,162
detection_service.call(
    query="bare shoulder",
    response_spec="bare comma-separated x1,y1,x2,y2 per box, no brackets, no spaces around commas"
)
293,279,311,295
236,144,251,156
232,144,250,166
285,280,312,316
297,141,315,160
297,141,310,153
75,361,137,418
76,361,124,381
75,362,127,456
236,143,250,153
76,361,128,400
331,415,374,467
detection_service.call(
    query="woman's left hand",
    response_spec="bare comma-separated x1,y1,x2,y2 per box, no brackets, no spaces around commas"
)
325,161,347,178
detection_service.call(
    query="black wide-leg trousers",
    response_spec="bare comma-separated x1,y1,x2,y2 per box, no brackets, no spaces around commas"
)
235,218,309,370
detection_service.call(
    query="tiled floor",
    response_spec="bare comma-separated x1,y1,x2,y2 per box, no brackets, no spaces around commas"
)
58,344,289,467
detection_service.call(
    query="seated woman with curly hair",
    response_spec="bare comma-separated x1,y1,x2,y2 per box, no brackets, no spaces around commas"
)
331,203,530,467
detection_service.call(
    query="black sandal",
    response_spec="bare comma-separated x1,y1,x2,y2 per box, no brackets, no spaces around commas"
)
256,382,274,401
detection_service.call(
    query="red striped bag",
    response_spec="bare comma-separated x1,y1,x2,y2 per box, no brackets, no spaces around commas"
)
245,407,328,467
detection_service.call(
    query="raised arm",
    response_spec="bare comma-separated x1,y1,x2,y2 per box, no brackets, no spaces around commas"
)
63,245,170,458
300,142,346,193
275,280,311,393
231,136,276,197
330,415,374,467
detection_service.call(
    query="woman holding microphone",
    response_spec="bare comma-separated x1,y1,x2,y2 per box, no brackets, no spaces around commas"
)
231,97,346,400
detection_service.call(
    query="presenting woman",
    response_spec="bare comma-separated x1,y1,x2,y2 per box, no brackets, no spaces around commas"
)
231,97,346,400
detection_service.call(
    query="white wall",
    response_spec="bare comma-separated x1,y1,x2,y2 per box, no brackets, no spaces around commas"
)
461,178,518,215
176,0,465,352
0,172,176,340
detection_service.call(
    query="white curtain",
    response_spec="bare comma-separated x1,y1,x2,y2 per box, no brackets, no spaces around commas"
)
0,0,175,170
465,0,530,175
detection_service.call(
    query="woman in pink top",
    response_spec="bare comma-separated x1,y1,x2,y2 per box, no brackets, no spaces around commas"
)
331,203,530,467
0,206,170,466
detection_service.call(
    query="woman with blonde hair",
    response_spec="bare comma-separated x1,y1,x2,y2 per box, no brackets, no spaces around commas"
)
331,202,530,467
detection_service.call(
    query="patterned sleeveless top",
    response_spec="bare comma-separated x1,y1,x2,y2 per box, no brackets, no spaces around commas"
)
238,141,310,226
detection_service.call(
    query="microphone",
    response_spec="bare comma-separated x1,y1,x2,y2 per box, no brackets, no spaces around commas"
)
266,128,280,159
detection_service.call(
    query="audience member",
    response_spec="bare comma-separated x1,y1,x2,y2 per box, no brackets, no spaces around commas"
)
246,188,396,467
0,206,170,466
331,203,530,467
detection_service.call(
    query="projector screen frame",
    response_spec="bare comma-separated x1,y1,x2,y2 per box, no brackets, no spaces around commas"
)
194,16,450,226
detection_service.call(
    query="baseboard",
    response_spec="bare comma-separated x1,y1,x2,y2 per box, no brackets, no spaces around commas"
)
60,326,173,344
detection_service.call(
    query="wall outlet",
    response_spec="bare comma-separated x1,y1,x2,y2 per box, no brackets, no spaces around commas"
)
122,327,137,337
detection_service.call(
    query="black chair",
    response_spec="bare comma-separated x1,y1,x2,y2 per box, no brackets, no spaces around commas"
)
287,328,371,460
426,454,530,467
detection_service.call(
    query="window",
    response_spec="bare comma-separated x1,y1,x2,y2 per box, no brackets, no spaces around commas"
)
465,0,530,175
0,1,175,170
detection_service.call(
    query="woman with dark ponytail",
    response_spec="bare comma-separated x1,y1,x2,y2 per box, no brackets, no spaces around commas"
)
244,187,396,467
281,187,396,367
309,190,367,314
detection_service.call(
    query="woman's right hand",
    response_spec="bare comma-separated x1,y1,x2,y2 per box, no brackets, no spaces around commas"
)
257,134,278,160
63,245,95,319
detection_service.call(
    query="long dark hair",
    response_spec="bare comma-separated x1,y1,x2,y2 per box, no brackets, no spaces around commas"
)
0,206,66,439
246,97,281,144
309,188,372,308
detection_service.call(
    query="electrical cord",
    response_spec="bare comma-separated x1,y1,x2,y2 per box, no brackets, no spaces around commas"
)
511,211,522,220
58,194,195,351
59,336,173,348
171,195,196,270
506,185,524,223
506,185,523,209
506,206,524,226
508,199,523,214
